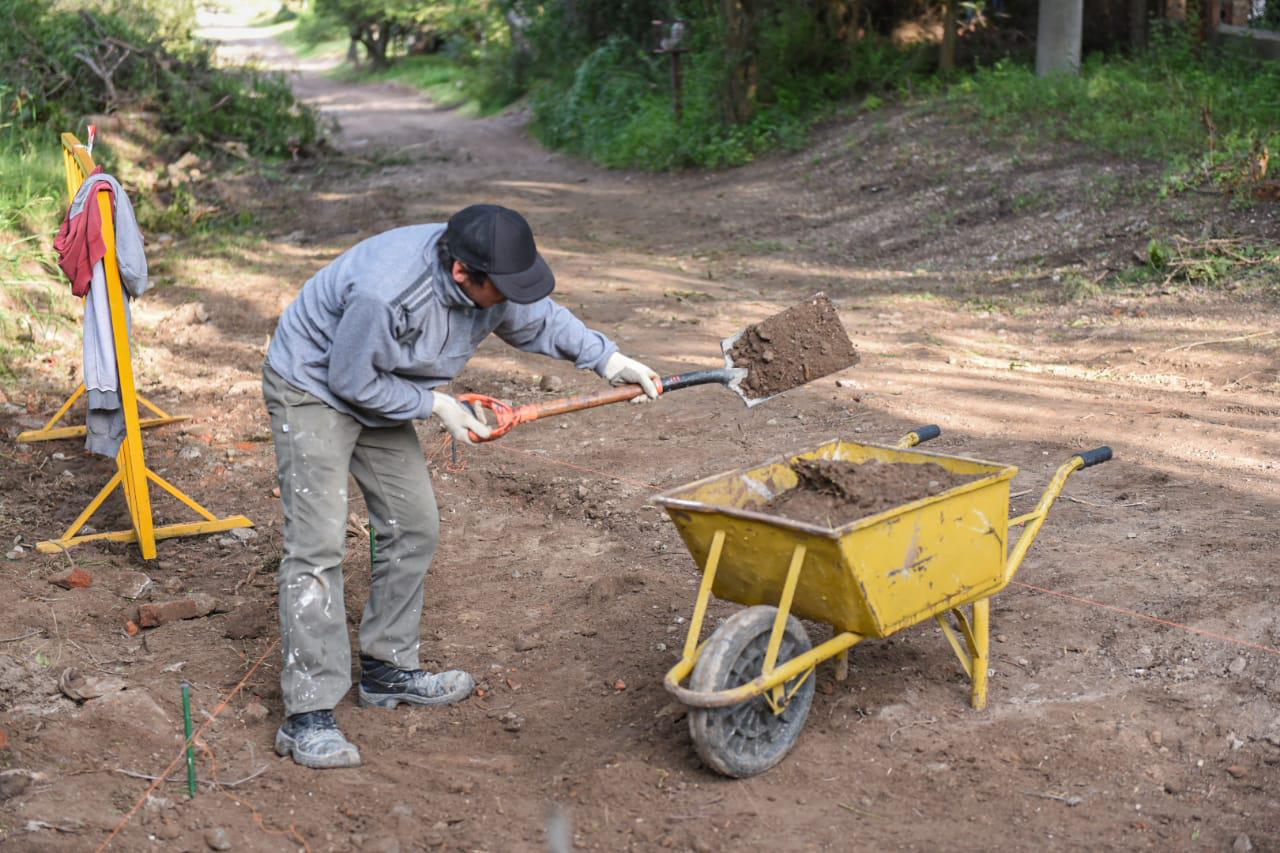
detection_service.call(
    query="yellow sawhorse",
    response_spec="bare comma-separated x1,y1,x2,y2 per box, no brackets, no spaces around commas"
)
16,383,187,443
36,132,251,559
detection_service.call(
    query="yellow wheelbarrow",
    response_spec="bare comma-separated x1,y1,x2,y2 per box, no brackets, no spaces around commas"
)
653,426,1113,777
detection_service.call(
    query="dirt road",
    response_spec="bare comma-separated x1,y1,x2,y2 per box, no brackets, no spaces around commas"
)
2,11,1278,852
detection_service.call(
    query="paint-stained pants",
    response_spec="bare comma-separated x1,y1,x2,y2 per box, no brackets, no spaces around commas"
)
262,365,439,716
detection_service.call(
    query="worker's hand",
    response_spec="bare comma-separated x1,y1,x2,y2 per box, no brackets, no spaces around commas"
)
431,392,492,445
603,352,660,401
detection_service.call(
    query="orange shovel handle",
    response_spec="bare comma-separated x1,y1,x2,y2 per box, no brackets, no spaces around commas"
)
458,379,666,443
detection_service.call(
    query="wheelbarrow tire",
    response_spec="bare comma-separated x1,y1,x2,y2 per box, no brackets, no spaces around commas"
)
687,605,815,778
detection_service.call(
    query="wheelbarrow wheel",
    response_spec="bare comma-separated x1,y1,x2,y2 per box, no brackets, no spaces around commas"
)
687,605,815,778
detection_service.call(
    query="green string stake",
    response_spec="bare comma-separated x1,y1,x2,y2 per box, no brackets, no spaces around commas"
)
181,682,197,798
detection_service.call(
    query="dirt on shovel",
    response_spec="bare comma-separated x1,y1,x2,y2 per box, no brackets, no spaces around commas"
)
728,293,859,400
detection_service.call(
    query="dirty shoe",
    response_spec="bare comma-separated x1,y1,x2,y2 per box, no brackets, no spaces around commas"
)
358,655,475,709
274,710,362,769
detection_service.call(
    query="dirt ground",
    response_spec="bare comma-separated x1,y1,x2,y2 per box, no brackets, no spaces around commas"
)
2,10,1279,852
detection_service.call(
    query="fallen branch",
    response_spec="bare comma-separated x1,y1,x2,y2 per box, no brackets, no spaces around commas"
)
1024,790,1083,806
1062,496,1148,510
115,765,268,789
1063,495,1108,508
42,539,79,573
837,802,883,818
1224,371,1278,389
24,819,81,834
232,564,259,595
666,797,725,821
1166,329,1278,352
0,629,41,643
888,716,938,742
71,46,131,104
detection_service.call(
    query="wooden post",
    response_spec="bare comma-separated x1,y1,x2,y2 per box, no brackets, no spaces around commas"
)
1201,0,1221,39
1130,0,1149,48
940,0,958,72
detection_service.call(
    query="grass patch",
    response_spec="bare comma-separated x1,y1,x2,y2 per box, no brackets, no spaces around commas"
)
1146,236,1280,288
0,131,75,378
1062,272,1103,302
271,8,508,116
948,25,1280,193
334,54,484,114
274,9,349,61
0,132,63,240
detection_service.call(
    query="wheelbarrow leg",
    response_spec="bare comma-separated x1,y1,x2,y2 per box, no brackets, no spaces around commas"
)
970,598,990,710
834,649,850,682
682,529,727,661
763,544,808,709
935,598,991,710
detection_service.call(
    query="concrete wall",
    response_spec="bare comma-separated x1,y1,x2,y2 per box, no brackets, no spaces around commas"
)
1218,22,1280,57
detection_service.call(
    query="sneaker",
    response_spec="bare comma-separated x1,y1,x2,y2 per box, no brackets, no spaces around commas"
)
358,655,475,709
274,710,362,769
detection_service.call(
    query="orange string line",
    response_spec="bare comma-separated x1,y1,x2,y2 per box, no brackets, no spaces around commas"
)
200,735,311,852
1011,580,1280,657
102,554,371,850
485,439,1280,660
494,443,659,490
95,637,281,852
101,426,1266,851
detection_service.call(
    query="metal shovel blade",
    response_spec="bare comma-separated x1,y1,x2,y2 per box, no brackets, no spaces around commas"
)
720,330,773,408
719,292,859,408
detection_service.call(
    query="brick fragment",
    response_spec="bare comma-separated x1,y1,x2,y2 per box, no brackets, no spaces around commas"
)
137,593,217,628
48,568,92,589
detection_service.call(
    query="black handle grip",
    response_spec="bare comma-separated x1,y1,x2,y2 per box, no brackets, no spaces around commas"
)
660,369,735,393
912,425,942,444
1076,446,1113,468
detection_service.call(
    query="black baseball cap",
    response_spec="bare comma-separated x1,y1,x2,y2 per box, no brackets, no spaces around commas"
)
445,204,555,304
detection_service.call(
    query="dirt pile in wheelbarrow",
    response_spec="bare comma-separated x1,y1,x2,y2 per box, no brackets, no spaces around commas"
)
728,293,859,399
763,459,979,526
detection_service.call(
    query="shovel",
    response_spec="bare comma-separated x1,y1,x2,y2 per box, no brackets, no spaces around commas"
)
459,293,856,443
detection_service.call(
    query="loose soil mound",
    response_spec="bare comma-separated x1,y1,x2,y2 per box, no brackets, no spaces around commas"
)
763,458,978,526
728,293,858,399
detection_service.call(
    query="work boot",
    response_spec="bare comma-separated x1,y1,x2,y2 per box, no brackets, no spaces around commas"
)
274,710,362,769
358,654,475,709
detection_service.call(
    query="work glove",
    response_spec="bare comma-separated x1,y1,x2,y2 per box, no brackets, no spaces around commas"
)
431,392,492,445
603,352,661,401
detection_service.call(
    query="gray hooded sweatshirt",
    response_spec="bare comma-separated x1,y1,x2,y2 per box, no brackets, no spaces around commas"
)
266,224,618,427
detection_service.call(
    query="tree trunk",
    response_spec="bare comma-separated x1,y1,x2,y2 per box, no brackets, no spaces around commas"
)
361,22,393,70
1036,0,1083,75
940,0,957,72
1200,0,1220,39
505,10,531,89
821,0,861,43
1130,0,1148,48
346,31,361,66
720,0,758,124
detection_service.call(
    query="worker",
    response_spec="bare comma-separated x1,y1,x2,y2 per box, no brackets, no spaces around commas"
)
262,204,660,768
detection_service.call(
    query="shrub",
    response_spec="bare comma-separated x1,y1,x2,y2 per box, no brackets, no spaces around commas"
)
947,22,1280,191
0,0,319,157
529,27,925,170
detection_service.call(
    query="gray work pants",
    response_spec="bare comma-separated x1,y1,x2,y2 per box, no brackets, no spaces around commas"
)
262,365,439,716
